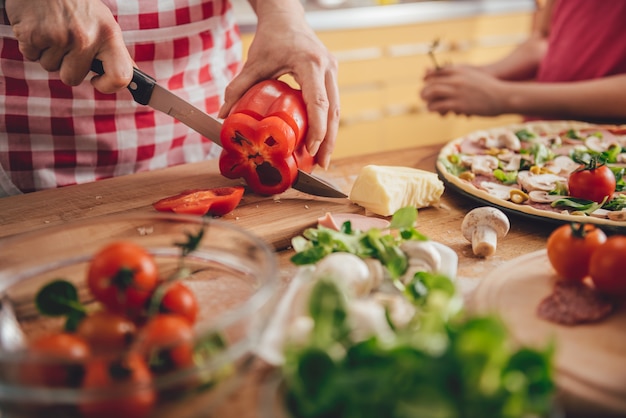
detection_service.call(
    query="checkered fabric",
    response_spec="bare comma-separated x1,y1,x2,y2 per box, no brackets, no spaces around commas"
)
0,0,242,195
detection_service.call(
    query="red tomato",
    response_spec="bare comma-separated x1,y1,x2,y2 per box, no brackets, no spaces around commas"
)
87,241,158,317
22,333,90,387
589,236,626,296
153,186,244,216
568,163,616,203
159,281,199,325
80,353,155,418
137,314,195,374
546,223,607,281
76,311,137,355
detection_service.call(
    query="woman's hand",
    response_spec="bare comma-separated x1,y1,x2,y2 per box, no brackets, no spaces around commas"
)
420,65,509,117
6,0,133,93
219,0,339,169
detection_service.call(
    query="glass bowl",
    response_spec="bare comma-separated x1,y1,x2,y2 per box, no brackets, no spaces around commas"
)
0,213,279,418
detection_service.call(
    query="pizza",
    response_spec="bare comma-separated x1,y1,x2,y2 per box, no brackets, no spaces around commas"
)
436,120,626,230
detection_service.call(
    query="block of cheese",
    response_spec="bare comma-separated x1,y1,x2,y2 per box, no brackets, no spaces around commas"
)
349,165,445,216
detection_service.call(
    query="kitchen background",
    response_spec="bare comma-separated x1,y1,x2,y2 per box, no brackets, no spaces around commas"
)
232,0,535,158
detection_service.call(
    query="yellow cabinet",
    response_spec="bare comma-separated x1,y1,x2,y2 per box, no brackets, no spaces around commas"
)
240,11,532,159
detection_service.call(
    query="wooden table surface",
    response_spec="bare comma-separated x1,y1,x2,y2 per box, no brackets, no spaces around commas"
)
0,143,558,417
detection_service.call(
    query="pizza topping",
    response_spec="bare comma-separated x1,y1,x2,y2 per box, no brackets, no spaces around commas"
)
517,171,568,192
461,207,510,257
462,154,499,176
528,190,565,204
479,181,517,200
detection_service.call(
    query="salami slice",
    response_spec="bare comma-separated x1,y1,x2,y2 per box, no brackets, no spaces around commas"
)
537,281,614,326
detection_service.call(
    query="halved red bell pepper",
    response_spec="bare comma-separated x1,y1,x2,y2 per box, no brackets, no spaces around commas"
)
153,186,244,216
219,79,314,196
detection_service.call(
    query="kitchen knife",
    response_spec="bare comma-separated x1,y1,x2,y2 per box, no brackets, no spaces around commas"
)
90,60,347,198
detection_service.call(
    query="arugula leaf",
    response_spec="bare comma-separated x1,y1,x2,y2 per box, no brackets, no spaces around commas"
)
290,207,425,279
282,273,555,418
515,129,536,142
551,197,604,214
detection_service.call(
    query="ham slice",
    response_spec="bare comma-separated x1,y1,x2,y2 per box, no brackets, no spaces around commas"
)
317,212,390,232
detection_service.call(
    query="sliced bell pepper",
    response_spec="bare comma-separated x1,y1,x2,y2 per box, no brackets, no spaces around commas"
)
153,186,244,216
219,79,314,196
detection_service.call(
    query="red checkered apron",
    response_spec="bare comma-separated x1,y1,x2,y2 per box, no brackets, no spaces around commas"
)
0,0,242,196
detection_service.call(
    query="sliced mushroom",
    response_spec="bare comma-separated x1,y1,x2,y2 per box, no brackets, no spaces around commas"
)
471,155,499,176
543,155,580,177
589,208,610,219
528,190,565,203
371,293,417,329
479,181,518,200
461,207,510,257
517,171,568,192
399,240,442,285
500,154,523,171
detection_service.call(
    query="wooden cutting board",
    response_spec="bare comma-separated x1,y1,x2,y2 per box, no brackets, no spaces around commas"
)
0,159,362,250
469,250,626,417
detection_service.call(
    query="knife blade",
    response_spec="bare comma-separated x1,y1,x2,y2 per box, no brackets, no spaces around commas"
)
90,60,347,198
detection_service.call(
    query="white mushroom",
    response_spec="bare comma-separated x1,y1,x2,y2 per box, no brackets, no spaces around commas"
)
527,190,565,203
469,155,499,176
314,252,373,297
543,155,580,177
479,130,521,151
517,171,567,192
461,207,510,257
479,181,518,200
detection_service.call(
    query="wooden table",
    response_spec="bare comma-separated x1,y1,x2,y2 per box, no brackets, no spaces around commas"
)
0,143,557,417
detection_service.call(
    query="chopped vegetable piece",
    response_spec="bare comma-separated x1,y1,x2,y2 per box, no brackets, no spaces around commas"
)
153,186,244,216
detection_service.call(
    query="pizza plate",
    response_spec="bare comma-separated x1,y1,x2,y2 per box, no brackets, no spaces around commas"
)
469,250,626,417
436,121,626,233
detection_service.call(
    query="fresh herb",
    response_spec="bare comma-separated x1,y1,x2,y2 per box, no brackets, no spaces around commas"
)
282,273,554,418
35,279,87,331
440,156,467,177
529,143,554,166
147,225,206,318
551,197,605,214
515,129,536,142
290,207,426,279
602,194,626,211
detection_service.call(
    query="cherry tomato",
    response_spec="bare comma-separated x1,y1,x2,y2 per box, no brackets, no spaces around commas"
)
137,314,195,374
22,333,90,387
87,241,158,317
568,163,616,203
159,281,199,325
76,311,137,355
80,353,155,418
153,186,244,216
546,223,607,281
589,235,626,296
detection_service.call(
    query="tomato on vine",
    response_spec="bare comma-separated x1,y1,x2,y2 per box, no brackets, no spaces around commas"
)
87,241,158,317
76,311,137,355
158,281,199,325
137,314,195,374
546,223,607,281
22,333,91,387
80,353,155,418
589,235,626,296
568,156,616,203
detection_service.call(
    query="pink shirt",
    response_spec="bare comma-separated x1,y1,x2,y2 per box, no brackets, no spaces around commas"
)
537,0,626,82
0,0,242,195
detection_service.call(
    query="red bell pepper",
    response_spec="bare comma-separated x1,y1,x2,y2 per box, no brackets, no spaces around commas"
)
218,79,314,196
153,186,244,216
